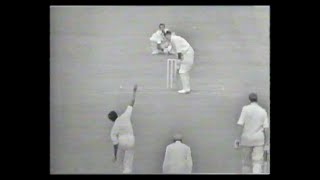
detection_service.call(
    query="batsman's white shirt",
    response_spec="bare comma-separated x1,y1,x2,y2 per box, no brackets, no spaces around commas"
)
162,141,193,174
170,35,194,73
111,105,135,148
237,102,269,147
171,35,192,55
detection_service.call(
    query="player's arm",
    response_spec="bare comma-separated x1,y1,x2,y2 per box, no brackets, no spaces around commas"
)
235,126,244,148
113,144,119,162
235,107,246,148
263,111,270,150
176,46,183,60
162,146,170,173
175,41,184,60
110,126,119,162
186,147,193,172
263,128,269,151
176,44,183,60
129,84,138,107
264,128,269,144
176,37,191,60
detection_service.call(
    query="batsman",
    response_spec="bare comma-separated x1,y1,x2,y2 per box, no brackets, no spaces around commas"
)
164,31,194,94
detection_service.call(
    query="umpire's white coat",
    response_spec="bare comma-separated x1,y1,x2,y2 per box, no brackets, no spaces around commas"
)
162,141,193,174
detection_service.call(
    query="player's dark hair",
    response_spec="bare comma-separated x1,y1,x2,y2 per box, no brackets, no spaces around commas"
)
159,23,165,28
173,139,183,143
249,93,258,102
108,111,118,122
164,31,172,36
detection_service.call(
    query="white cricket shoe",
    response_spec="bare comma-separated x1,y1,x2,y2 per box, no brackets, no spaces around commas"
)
178,89,191,94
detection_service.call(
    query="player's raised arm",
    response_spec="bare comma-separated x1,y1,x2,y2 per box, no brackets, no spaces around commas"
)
129,84,138,107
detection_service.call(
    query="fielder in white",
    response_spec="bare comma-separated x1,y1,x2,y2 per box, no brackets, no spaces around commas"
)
164,31,194,94
162,134,193,174
149,23,173,55
108,84,138,173
234,93,270,174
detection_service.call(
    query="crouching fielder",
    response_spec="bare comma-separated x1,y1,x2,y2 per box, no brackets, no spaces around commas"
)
108,84,138,173
164,31,194,94
162,134,193,174
149,23,169,55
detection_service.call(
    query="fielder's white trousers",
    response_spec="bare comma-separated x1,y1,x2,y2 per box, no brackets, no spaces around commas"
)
241,146,264,174
118,135,135,173
179,48,194,90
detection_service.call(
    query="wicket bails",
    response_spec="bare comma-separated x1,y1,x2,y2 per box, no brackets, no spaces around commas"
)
167,59,178,88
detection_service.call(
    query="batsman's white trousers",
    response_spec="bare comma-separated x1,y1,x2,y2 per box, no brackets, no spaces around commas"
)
118,135,135,173
179,47,194,74
241,146,264,174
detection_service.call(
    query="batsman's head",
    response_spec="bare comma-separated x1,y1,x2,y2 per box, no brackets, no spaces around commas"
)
159,23,165,31
108,111,118,122
164,31,172,41
249,93,258,103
